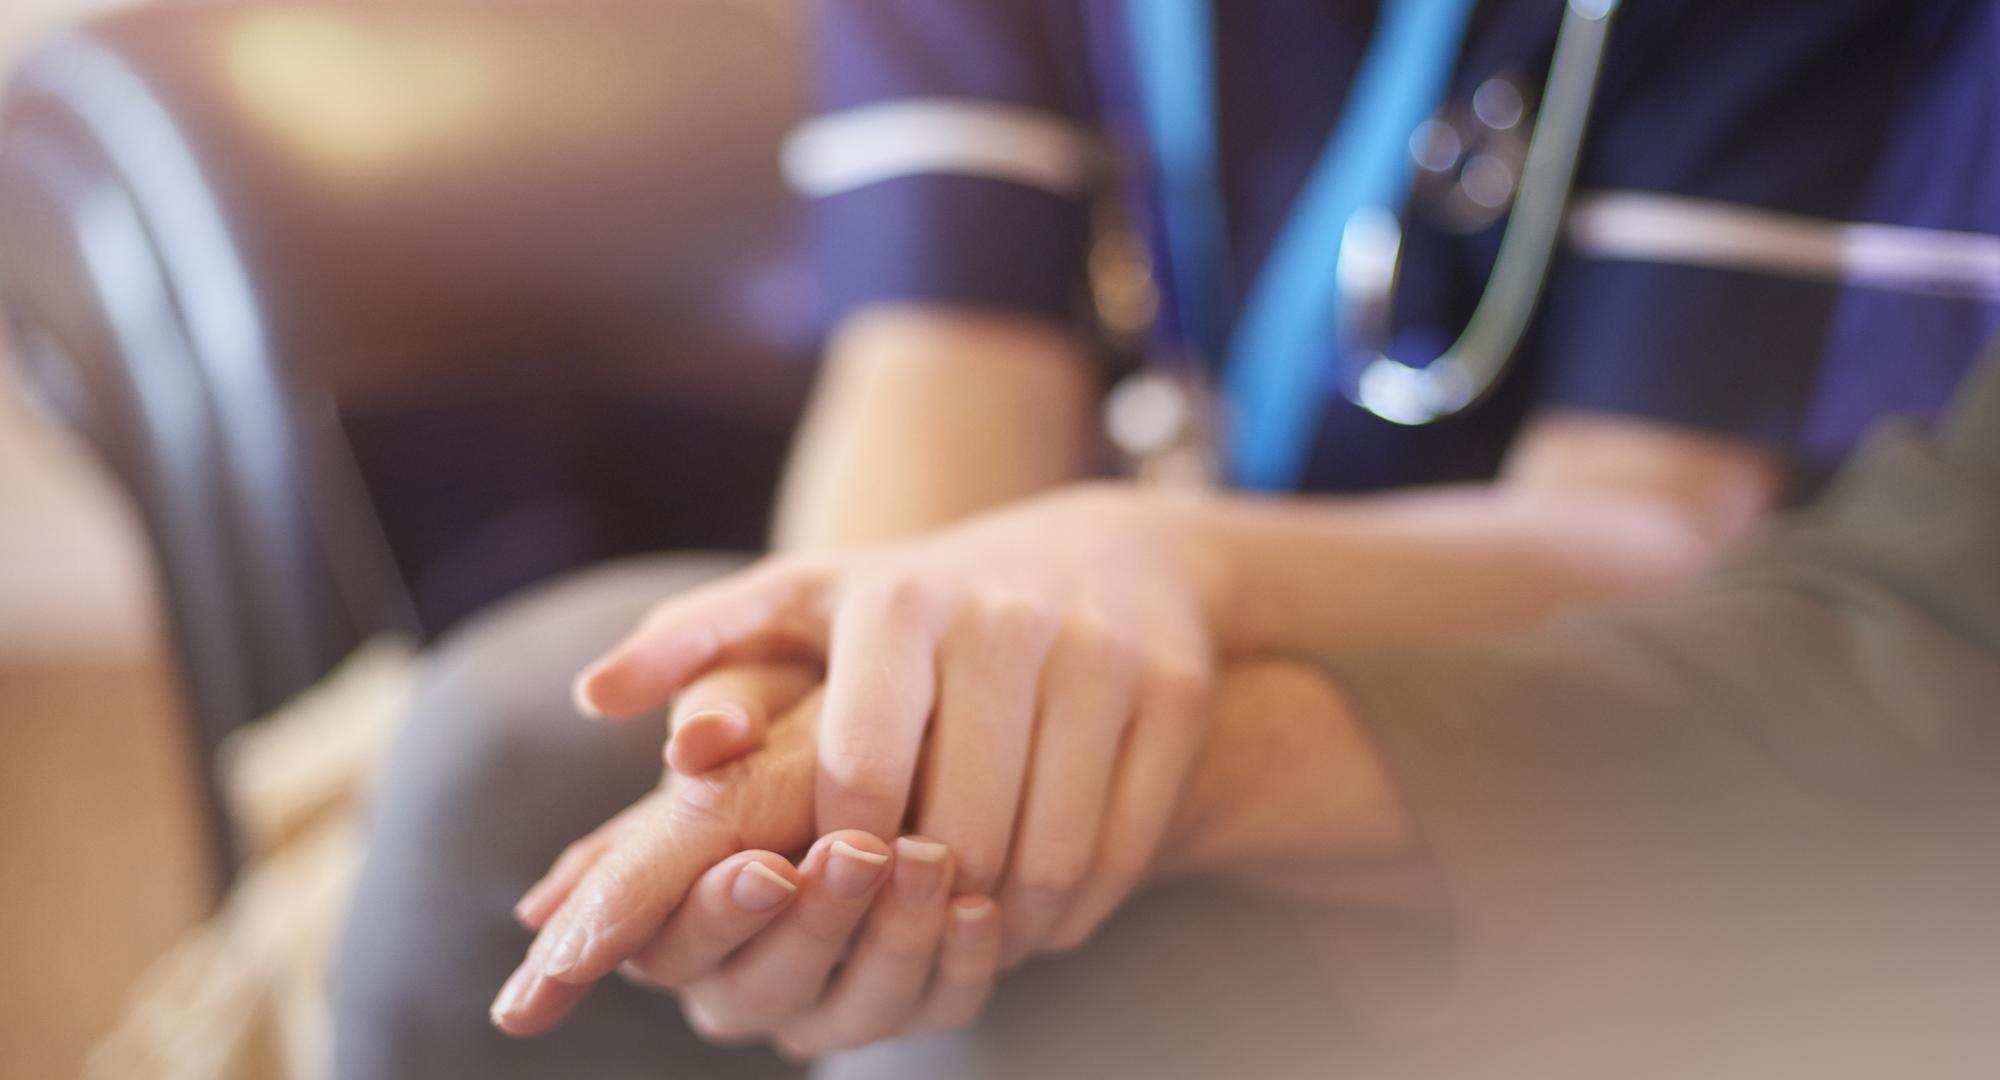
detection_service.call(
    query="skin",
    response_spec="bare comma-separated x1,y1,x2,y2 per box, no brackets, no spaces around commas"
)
496,304,1786,1054
493,669,1011,1044
494,656,1421,1052
514,307,1101,1049
565,453,1778,957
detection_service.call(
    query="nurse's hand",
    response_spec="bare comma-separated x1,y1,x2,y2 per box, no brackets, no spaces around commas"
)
573,484,1226,959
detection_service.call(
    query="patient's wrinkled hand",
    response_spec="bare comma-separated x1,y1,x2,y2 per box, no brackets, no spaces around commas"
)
489,663,819,1035
490,664,1002,1050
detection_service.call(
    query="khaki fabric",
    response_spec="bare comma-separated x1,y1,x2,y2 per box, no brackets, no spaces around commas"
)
86,640,418,1080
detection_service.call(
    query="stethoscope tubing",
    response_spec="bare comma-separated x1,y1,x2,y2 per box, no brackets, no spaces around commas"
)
1342,0,1623,425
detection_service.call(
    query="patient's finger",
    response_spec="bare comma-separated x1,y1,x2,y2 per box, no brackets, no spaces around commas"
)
619,850,802,990
514,828,615,931
513,791,670,930
666,663,818,775
488,920,595,1037
575,560,823,720
504,784,748,1004
497,690,828,1036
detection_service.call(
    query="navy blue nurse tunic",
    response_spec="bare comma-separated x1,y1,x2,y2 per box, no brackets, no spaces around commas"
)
787,0,1994,494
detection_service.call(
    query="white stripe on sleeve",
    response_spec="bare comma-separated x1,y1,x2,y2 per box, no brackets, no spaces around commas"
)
1567,192,2000,301
782,97,1098,199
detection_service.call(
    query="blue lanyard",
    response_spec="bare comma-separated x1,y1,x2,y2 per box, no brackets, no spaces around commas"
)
1128,0,1481,490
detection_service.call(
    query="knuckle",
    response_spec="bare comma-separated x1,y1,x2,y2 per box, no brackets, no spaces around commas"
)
952,849,1008,896
1146,654,1215,712
553,835,598,869
823,753,908,814
619,957,679,991
663,776,742,835
973,591,1058,646
793,909,866,951
863,573,943,626
565,883,654,956
685,1001,759,1045
1060,614,1138,673
708,982,803,1033
872,923,942,964
1005,854,1088,906
938,961,991,994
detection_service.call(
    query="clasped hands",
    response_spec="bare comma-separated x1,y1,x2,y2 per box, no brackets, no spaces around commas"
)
487,486,1410,1057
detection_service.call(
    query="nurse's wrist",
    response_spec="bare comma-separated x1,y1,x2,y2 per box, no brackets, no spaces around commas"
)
1088,484,1250,652
1141,489,1282,655
1033,481,1243,652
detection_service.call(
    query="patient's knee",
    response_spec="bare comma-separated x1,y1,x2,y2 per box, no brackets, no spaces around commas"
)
362,563,682,874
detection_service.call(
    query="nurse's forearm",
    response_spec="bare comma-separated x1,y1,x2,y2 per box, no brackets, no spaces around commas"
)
1184,482,1728,657
770,305,1100,551
1184,413,1782,656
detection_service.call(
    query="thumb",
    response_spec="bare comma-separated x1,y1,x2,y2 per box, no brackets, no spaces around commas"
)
572,561,821,720
666,663,819,775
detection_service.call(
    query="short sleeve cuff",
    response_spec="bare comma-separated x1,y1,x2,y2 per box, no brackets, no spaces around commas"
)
807,174,1093,325
1531,258,1842,466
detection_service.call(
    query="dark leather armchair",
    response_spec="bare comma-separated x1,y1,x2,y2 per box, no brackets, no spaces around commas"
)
0,0,817,879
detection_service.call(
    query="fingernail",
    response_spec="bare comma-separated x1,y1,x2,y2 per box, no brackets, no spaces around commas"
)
897,837,949,863
490,965,534,1026
952,899,995,945
570,669,605,718
682,706,747,735
893,838,948,904
732,861,799,913
540,921,590,978
824,839,890,899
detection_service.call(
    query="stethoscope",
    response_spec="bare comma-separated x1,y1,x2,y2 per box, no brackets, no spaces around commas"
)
1117,0,1622,490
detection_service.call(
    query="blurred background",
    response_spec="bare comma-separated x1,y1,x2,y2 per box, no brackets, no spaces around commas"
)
0,3,206,1079
2,2,1993,1078
0,1,820,1074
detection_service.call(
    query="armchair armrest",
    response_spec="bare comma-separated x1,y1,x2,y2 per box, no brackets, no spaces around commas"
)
0,0,812,878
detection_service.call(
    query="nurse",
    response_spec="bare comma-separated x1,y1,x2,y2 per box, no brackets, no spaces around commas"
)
333,2,1996,1078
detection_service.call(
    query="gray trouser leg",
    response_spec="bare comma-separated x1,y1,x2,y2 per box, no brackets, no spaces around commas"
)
815,884,1443,1080
331,555,799,1080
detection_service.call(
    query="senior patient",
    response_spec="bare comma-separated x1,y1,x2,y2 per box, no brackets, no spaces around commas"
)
331,1,1997,1077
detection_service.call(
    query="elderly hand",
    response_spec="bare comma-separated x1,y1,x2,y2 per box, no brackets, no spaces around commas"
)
490,664,1002,1047
573,485,1225,960
498,650,1424,1056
